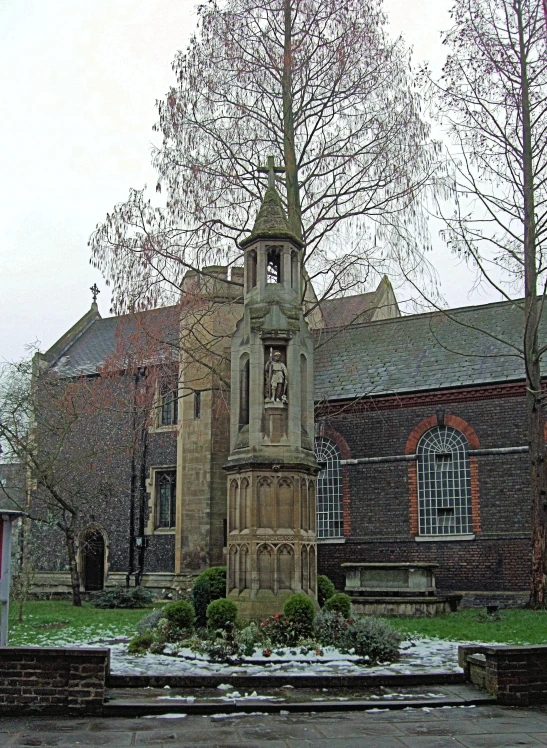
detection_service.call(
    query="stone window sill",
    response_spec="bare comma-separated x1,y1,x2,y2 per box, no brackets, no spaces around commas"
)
415,534,475,542
317,537,346,544
149,527,176,535
149,424,178,434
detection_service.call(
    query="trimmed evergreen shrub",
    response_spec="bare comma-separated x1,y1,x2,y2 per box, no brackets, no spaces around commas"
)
317,575,335,608
324,593,352,618
206,598,238,631
91,585,154,609
137,608,165,634
191,566,227,627
283,593,316,637
164,600,195,631
128,631,154,654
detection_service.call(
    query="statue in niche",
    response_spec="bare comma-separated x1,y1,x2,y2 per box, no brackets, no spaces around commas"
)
265,348,288,404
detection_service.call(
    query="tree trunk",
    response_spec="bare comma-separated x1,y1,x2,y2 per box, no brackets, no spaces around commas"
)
282,0,302,240
517,1,546,607
65,522,82,607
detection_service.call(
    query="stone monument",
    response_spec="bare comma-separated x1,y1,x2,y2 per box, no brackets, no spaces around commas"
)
225,159,318,619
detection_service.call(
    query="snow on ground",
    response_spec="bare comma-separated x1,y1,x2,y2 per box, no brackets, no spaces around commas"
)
11,620,470,676
103,636,464,676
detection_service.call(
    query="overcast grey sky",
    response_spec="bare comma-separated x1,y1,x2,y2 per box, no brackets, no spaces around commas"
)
0,0,499,363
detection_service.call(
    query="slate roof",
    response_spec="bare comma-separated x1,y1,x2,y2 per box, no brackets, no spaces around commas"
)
50,296,540,401
320,292,377,327
49,306,179,377
313,299,540,402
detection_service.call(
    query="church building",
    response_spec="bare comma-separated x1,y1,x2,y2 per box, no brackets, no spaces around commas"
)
28,185,543,610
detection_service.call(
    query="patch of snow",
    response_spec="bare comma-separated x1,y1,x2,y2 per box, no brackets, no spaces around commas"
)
143,713,187,719
210,712,268,721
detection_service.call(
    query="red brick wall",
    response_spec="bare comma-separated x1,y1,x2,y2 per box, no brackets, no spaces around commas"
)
0,647,109,715
317,391,532,596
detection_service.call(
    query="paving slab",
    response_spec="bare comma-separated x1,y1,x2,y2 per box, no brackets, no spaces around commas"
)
2,705,547,747
457,734,544,747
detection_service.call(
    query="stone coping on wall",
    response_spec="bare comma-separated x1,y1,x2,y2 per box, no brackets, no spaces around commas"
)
459,644,547,706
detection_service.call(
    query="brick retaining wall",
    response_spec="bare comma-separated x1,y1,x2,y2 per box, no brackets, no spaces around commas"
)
0,647,109,715
459,644,547,706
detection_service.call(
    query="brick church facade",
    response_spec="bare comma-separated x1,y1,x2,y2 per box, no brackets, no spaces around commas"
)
29,272,542,607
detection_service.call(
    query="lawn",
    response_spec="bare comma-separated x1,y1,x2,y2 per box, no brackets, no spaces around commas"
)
387,608,547,645
6,601,547,649
7,600,154,647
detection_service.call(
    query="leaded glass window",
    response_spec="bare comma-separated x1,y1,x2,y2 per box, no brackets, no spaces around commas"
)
160,390,178,426
417,426,472,536
315,436,343,538
156,471,176,529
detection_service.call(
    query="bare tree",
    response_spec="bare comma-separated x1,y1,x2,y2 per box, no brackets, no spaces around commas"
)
427,0,547,605
90,0,443,316
0,312,181,605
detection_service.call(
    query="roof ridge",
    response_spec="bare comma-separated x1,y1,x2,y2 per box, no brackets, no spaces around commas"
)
314,296,524,333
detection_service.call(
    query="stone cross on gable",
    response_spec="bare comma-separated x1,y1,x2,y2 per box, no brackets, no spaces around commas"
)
258,155,285,189
90,283,100,303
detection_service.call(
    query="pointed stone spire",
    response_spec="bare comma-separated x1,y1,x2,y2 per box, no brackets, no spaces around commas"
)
241,187,303,248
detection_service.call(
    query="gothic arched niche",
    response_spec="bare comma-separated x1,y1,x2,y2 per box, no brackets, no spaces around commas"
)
229,479,239,533
258,477,274,528
239,544,249,592
301,545,309,591
258,544,274,590
277,544,294,590
301,478,309,531
309,545,317,592
308,481,316,532
229,545,238,592
239,478,250,530
239,355,250,428
277,477,294,529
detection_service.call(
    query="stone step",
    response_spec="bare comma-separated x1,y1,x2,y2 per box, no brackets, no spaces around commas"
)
108,671,466,690
103,683,494,718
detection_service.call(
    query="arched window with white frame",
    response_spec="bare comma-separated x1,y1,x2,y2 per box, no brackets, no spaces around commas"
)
315,436,342,538
417,426,472,536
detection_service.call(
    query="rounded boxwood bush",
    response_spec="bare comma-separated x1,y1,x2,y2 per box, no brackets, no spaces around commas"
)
206,598,238,631
164,600,195,631
317,575,335,608
283,593,316,636
324,593,352,618
191,566,227,627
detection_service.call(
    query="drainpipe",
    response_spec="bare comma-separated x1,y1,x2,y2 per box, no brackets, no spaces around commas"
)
126,372,139,586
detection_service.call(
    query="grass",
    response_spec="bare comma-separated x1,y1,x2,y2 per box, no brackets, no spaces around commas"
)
7,600,156,647
386,608,547,645
7,602,547,649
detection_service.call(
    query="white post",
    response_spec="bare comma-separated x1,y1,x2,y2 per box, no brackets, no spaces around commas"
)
0,516,14,646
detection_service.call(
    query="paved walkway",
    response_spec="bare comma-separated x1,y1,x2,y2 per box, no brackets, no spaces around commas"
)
2,705,547,747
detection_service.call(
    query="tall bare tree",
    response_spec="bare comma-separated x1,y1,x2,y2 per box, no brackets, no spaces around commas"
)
428,0,547,605
90,0,443,316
